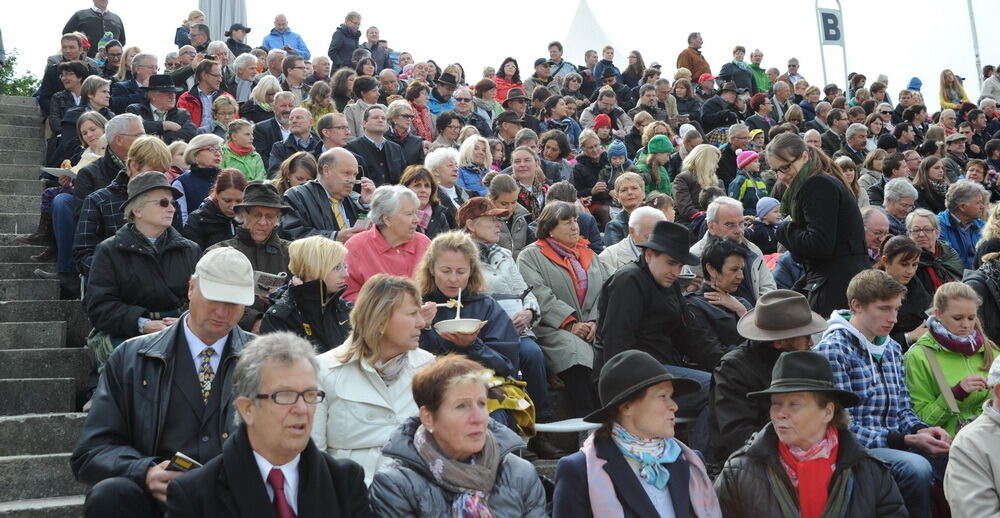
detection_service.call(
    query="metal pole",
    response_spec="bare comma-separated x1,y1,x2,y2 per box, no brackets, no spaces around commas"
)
836,0,847,90
816,0,828,87
967,0,983,89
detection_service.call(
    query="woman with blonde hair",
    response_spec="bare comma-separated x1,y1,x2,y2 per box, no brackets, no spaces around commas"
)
859,148,888,193
174,9,204,47
457,135,493,196
270,151,317,195
833,156,870,207
115,46,141,82
311,274,435,486
975,202,1000,268
939,69,970,110
905,282,999,436
302,81,335,125
240,75,281,123
672,143,722,222
261,235,353,353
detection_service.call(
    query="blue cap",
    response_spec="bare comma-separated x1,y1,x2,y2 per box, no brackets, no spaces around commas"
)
756,197,780,220
607,139,627,158
907,77,922,92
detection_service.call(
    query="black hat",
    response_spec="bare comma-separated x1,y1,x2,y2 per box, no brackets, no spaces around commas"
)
140,74,184,93
502,88,529,108
719,81,743,95
225,23,251,37
125,171,183,207
600,67,618,79
636,221,699,266
584,350,700,423
877,134,898,150
435,72,458,88
747,350,860,407
494,110,524,126
534,57,554,68
234,182,289,213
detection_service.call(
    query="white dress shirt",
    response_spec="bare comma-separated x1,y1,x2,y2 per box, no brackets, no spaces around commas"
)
182,316,226,374
253,451,301,514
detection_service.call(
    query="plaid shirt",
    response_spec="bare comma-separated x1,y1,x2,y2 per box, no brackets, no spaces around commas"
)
73,173,128,275
814,317,927,449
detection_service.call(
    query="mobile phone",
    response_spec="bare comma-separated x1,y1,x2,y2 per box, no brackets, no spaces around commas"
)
166,452,202,472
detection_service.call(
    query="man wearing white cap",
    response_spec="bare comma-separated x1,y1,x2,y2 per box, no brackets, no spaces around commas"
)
72,247,256,518
944,356,1000,516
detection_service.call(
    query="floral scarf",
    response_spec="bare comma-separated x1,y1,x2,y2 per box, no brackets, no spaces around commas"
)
411,103,434,142
545,238,588,305
413,424,500,518
611,423,681,490
777,426,839,518
372,352,410,385
928,315,984,356
517,181,547,218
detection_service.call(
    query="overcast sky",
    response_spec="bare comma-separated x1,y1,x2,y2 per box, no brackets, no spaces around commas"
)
7,0,999,112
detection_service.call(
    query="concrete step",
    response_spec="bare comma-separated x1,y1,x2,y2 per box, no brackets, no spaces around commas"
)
0,137,45,153
0,104,42,117
0,453,87,501
0,413,86,456
0,349,91,385
0,301,90,347
0,379,76,416
0,213,39,233
0,263,54,281
0,179,44,196
0,125,44,139
0,495,86,518
0,246,51,263
0,279,59,300
0,322,67,350
0,95,39,108
0,194,41,212
0,164,43,181
0,149,43,166
0,114,43,127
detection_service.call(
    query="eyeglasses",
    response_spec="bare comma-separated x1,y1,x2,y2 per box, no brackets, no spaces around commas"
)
106,52,123,59
164,62,179,69
773,160,797,175
880,111,891,115
205,72,222,78
201,146,223,154
399,114,415,119
868,229,889,237
291,66,306,70
454,97,472,103
330,125,350,131
908,227,936,235
255,390,326,405
247,212,280,223
144,198,172,208
896,201,915,211
447,124,462,130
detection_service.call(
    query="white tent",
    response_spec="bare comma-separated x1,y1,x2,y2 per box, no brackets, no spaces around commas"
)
562,0,612,65
199,0,248,45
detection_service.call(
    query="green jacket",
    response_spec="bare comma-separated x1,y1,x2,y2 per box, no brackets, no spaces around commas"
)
904,333,992,436
222,147,267,181
636,160,672,196
749,63,771,93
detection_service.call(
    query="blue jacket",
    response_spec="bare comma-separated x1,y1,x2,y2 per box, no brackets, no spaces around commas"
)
937,210,984,270
261,28,310,60
173,166,219,221
457,166,489,196
420,290,518,377
427,90,455,116
728,171,768,216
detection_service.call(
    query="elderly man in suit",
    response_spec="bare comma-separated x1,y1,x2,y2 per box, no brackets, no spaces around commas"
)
282,148,375,242
126,75,197,144
254,92,297,169
165,332,369,517
110,53,159,114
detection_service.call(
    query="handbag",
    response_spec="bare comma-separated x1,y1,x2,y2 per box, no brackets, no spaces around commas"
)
920,345,975,432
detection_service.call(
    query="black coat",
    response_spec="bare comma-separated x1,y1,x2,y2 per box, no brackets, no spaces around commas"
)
420,290,518,377
226,38,252,58
685,285,751,360
553,436,696,518
834,144,866,166
597,259,717,370
240,101,274,124
385,127,426,167
182,199,237,252
417,202,455,240
715,425,907,518
47,90,81,134
73,149,122,210
53,104,115,167
165,423,370,518
253,117,286,168
573,153,613,205
84,225,200,338
281,179,365,240
821,130,843,157
208,228,292,331
345,136,407,186
890,277,931,351
718,62,756,94
63,8,126,58
674,97,703,123
965,268,1000,346
327,24,361,69
716,144,739,188
914,184,947,214
700,95,740,132
126,102,197,144
268,132,323,177
707,341,781,465
744,114,771,139
260,280,352,354
777,172,869,317
70,317,253,487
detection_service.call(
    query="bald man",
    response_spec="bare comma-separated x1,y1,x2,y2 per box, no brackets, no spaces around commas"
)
281,147,375,241
267,107,322,175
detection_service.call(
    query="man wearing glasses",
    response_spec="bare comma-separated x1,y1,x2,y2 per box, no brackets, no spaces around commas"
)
71,248,257,517
178,59,235,130
110,53,158,114
279,55,309,105
786,58,804,84
451,86,492,137
165,333,368,517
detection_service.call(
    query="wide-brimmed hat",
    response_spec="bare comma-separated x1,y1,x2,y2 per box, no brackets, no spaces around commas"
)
194,247,255,306
494,110,524,126
224,23,251,37
748,350,860,407
719,81,743,94
435,72,458,88
234,182,289,213
502,88,529,107
124,171,183,207
600,67,618,80
737,289,827,342
585,350,701,423
457,197,509,228
140,74,184,93
636,221,698,266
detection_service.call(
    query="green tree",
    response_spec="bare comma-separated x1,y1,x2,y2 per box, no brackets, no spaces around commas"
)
0,51,41,97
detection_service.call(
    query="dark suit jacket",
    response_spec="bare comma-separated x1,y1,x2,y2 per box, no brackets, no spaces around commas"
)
110,80,145,114
165,424,370,518
267,133,322,177
834,144,867,166
281,179,365,240
126,102,197,144
553,436,694,518
253,118,286,169
344,136,406,186
821,129,843,157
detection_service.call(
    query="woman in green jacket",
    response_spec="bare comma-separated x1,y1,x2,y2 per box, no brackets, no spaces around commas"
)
904,282,999,436
221,119,266,181
636,134,674,196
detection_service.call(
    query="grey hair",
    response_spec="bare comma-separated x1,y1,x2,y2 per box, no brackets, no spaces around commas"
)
351,48,372,61
988,355,1000,387
455,86,472,98
773,81,789,92
906,208,940,232
369,185,419,228
165,51,178,61
313,55,331,65
232,332,320,425
884,177,918,203
803,129,822,141
424,146,459,172
234,52,257,70
706,196,743,224
379,68,397,80
628,206,665,231
515,128,539,147
131,53,156,74
273,91,297,106
861,205,888,225
386,99,412,123
945,179,987,212
877,102,893,112
105,113,144,144
815,101,832,116
206,40,228,56
979,98,997,109
266,48,286,63
846,123,868,139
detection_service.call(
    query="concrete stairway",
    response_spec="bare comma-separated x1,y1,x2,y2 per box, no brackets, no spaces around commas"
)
0,95,90,516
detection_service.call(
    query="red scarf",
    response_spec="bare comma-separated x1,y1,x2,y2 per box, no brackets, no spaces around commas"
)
228,141,255,157
777,426,839,518
411,103,434,141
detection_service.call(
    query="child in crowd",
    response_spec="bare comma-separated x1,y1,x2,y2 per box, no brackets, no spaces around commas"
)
593,113,614,147
746,196,780,255
636,135,674,196
689,186,725,242
488,138,505,171
728,150,767,215
644,191,675,222
221,119,266,181
167,141,188,182
749,129,765,150
600,140,641,207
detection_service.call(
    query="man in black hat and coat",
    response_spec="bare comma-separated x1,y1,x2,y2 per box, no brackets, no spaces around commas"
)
701,82,744,133
597,220,715,450
589,67,634,111
126,74,197,145
501,88,541,134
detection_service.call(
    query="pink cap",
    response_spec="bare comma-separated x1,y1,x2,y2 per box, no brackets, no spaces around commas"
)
737,150,760,170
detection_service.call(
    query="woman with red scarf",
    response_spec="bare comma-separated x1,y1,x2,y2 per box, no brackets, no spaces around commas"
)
404,80,436,142
906,208,964,293
715,351,908,518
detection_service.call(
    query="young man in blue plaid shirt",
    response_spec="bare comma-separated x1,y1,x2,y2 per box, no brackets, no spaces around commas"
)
813,269,951,518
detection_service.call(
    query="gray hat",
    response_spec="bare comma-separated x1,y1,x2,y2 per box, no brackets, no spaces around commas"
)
736,289,827,342
194,247,255,305
234,182,289,212
125,171,183,207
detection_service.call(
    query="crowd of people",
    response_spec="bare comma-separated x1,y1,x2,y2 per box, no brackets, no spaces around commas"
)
19,1,1000,516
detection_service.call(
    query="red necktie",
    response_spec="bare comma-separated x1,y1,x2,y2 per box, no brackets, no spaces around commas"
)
266,468,296,518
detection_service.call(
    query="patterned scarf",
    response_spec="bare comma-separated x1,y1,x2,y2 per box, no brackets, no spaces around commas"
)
928,315,984,356
372,352,410,385
610,423,681,490
411,103,434,141
413,424,500,518
929,178,950,200
777,426,839,518
416,204,433,230
545,238,588,305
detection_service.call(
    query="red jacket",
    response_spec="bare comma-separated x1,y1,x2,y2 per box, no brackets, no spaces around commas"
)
176,87,235,128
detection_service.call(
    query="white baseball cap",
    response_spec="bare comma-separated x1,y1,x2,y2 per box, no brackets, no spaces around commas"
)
194,248,255,305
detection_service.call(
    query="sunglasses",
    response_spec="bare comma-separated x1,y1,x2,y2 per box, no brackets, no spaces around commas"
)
454,97,472,102
880,111,891,115
144,198,173,208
